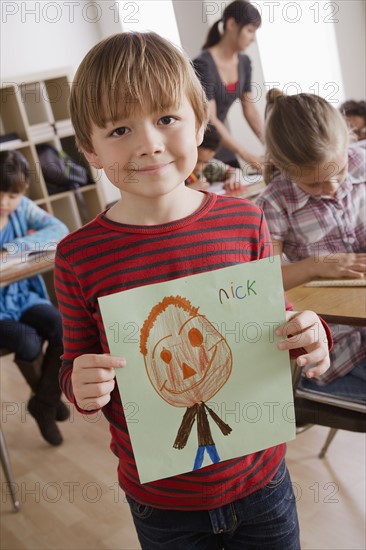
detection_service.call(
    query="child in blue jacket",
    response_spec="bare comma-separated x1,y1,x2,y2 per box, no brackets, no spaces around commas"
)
0,150,69,445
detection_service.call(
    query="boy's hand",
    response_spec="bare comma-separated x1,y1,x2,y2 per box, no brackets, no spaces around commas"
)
72,354,126,411
276,310,330,379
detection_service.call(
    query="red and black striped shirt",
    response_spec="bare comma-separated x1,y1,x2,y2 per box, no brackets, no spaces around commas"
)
55,192,288,510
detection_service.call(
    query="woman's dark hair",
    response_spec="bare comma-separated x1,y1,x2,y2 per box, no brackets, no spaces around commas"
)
340,100,366,120
0,150,30,193
202,0,261,49
200,123,222,152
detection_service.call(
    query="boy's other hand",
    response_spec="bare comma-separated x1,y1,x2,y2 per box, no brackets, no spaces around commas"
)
276,310,330,379
72,354,126,411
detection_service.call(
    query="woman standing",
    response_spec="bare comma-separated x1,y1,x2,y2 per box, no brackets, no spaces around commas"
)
194,0,263,169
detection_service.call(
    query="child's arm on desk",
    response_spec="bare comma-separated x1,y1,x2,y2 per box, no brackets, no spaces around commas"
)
186,172,210,191
223,165,246,191
273,240,366,291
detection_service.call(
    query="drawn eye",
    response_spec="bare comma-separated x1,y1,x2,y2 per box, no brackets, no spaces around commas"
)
188,328,203,347
160,348,172,364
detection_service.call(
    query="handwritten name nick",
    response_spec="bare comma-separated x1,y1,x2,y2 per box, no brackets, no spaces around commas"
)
219,281,257,304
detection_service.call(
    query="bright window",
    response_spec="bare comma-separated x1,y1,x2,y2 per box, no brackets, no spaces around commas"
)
255,0,345,103
117,1,181,47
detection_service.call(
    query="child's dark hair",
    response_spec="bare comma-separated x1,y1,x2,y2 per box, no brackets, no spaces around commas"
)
0,150,30,193
202,0,261,49
200,123,222,152
340,100,366,119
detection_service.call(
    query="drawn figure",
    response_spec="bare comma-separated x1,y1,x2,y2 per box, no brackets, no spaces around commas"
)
140,296,232,470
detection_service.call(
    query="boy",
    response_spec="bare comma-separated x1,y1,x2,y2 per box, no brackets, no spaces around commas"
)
55,32,331,549
186,123,245,191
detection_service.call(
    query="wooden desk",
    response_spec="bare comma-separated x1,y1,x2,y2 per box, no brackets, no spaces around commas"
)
210,180,265,201
0,250,56,288
286,284,366,327
227,181,265,201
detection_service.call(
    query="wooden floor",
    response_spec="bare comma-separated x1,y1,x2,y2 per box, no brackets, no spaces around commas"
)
1,354,365,550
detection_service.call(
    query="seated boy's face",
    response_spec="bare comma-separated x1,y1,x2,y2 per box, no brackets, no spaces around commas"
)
193,147,216,177
0,192,24,218
345,114,366,141
83,96,204,198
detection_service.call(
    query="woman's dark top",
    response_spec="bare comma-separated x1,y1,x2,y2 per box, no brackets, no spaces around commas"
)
193,50,252,164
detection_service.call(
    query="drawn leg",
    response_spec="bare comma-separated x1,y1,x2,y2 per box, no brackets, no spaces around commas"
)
193,445,221,470
193,446,205,470
206,444,220,464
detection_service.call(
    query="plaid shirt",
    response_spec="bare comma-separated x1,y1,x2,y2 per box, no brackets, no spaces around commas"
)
257,142,366,384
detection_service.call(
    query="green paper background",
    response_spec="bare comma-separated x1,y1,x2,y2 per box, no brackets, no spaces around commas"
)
99,256,295,484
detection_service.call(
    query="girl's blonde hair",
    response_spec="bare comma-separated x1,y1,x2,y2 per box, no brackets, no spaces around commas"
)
264,88,349,184
69,32,208,152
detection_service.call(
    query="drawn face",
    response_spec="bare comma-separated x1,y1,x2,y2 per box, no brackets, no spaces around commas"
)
141,297,232,407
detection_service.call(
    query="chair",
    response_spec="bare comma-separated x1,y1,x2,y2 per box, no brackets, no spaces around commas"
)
292,365,366,458
0,348,22,512
0,425,20,512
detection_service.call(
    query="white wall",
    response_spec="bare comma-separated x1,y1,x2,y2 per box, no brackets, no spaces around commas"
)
2,1,100,79
333,0,366,100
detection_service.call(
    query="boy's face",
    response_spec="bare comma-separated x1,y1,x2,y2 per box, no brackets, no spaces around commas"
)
0,192,24,218
193,147,216,177
288,152,349,196
84,96,204,199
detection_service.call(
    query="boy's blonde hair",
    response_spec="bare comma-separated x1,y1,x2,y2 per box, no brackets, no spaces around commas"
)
264,89,349,184
69,32,208,152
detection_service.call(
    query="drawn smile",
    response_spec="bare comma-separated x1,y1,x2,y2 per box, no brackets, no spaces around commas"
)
160,343,220,394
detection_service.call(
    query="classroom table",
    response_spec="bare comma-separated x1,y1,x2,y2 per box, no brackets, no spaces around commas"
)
286,283,366,327
209,180,265,201
0,250,56,288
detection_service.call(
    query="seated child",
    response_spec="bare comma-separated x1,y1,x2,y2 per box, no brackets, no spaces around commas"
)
0,150,69,445
53,32,331,549
340,99,366,142
186,123,245,191
257,89,365,401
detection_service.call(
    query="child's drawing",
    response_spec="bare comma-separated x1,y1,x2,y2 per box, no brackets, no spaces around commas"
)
140,295,232,470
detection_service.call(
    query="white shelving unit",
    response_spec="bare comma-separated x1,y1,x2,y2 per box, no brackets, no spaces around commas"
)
0,68,106,233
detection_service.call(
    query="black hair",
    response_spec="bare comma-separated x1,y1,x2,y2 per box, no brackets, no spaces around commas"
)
0,150,30,193
200,123,222,152
202,0,261,49
340,100,366,120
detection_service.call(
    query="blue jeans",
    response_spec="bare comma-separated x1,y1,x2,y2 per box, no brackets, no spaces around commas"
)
300,358,366,404
126,459,300,549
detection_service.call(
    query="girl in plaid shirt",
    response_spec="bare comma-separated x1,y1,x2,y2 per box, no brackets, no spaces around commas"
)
257,89,365,400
